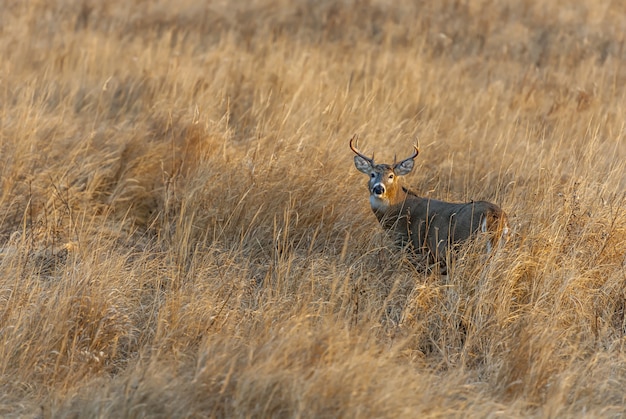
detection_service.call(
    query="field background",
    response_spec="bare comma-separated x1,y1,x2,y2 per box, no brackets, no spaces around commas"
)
2,0,626,417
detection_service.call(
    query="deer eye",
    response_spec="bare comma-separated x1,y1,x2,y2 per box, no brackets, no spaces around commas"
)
388,173,395,180
370,172,376,178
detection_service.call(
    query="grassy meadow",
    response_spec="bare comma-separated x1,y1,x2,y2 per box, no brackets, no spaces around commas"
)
2,0,626,417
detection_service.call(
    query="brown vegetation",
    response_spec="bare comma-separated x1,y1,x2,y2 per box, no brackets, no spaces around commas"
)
1,0,626,417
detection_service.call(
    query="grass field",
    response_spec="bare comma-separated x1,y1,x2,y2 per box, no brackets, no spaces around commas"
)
2,0,626,417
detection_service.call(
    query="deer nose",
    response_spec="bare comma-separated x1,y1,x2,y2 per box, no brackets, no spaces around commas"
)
373,184,385,196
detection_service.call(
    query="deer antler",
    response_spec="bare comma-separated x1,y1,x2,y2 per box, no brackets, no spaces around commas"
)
394,143,419,165
411,136,420,159
405,144,419,161
349,134,374,164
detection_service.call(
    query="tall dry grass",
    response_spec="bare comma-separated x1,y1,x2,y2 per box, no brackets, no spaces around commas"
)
1,0,626,417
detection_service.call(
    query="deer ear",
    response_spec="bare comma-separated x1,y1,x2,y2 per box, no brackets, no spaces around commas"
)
394,158,414,176
354,155,373,174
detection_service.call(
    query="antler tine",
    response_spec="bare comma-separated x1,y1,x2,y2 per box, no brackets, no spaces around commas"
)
407,136,419,160
397,141,419,162
408,144,419,160
349,134,374,164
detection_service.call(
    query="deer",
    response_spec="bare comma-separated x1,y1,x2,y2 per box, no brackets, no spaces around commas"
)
350,135,509,273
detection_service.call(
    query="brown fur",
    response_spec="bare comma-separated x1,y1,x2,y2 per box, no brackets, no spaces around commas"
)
376,186,509,261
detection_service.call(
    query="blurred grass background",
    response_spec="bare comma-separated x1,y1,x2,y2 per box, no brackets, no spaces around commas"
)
1,0,626,417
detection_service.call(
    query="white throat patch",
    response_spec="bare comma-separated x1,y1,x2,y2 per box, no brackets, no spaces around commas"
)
369,195,389,211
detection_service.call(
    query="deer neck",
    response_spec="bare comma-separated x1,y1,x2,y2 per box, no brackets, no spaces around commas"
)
370,185,412,217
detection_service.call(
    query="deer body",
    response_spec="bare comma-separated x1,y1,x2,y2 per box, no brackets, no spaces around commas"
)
350,136,509,270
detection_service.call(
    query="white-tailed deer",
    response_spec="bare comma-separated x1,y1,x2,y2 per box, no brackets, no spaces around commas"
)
350,135,509,273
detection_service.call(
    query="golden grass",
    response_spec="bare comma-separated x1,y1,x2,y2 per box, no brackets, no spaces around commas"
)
1,0,626,417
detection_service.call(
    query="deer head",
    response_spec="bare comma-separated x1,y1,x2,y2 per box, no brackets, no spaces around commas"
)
350,134,419,211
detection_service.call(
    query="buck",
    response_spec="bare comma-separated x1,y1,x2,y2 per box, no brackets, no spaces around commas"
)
350,135,509,272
